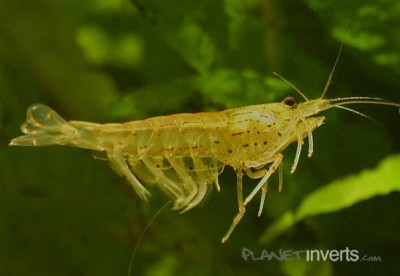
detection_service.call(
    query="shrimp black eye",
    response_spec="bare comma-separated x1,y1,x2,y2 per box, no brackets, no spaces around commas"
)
283,96,296,106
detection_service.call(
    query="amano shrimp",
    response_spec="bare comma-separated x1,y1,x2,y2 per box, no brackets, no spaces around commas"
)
9,66,400,243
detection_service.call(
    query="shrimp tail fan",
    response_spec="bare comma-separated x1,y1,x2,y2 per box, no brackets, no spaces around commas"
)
9,104,77,146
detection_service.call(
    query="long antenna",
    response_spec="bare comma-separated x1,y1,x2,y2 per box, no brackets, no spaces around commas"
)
320,44,343,99
128,201,171,276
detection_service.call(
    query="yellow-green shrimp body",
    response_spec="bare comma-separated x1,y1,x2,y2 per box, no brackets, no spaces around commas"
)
10,94,399,243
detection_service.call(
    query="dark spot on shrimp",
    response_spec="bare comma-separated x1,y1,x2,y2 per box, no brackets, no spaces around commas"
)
263,141,267,145
214,140,220,144
242,144,249,148
228,149,233,153
277,132,282,137
231,132,243,136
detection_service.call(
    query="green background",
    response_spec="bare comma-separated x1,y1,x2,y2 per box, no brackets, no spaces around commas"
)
1,0,400,275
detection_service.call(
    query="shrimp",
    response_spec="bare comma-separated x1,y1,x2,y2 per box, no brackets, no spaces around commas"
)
9,59,400,244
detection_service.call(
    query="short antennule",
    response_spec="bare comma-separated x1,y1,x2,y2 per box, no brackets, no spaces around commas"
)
273,72,309,101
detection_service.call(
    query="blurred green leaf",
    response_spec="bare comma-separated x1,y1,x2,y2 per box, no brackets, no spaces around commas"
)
0,0,118,120
131,0,219,73
110,78,198,119
196,69,290,108
260,154,400,245
306,0,400,73
332,28,386,51
76,25,144,67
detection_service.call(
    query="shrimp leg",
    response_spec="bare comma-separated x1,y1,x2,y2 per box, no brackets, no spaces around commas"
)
290,130,304,173
222,168,244,243
141,157,186,208
244,154,283,206
244,168,269,217
222,154,283,242
107,150,150,200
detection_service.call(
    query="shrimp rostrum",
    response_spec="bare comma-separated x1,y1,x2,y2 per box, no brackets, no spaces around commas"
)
10,69,400,243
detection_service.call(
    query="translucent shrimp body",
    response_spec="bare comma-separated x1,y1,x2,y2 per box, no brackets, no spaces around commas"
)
10,95,399,243
9,102,322,206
